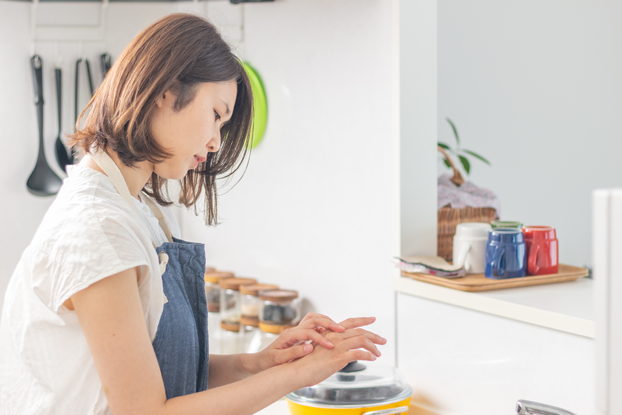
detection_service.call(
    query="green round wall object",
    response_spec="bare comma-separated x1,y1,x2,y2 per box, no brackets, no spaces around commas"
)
243,62,267,149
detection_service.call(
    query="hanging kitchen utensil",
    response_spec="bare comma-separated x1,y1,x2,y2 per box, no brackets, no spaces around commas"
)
286,362,412,415
27,55,63,197
71,57,95,161
100,53,112,80
74,57,94,124
242,62,267,149
84,59,94,96
54,67,72,173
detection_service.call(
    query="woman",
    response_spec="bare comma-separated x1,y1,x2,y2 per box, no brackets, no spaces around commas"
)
0,13,385,415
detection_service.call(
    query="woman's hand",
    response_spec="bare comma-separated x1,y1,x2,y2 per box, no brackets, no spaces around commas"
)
291,327,384,388
248,313,386,374
248,313,343,374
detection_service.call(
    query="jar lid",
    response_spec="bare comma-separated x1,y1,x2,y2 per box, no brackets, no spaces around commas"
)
488,228,524,244
240,284,279,296
258,321,292,334
240,315,259,327
522,226,557,240
204,271,234,283
259,289,298,303
219,277,258,290
220,320,240,332
286,361,412,409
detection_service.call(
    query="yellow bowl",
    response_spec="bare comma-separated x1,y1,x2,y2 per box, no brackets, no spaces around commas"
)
286,397,412,415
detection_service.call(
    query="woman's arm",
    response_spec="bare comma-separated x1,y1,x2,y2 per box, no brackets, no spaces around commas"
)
72,268,380,415
207,313,386,388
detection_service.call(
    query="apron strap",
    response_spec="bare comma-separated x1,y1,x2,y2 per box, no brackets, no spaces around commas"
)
90,148,173,245
90,148,142,217
142,193,174,243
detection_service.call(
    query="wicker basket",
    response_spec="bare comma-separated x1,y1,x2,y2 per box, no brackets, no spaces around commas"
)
437,206,497,262
437,145,497,262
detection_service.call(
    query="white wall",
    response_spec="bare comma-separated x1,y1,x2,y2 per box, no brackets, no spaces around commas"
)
179,0,400,364
437,0,622,268
0,1,401,363
0,1,183,314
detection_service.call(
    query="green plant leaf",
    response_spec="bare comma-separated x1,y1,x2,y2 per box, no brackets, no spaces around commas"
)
446,118,460,146
458,155,470,175
461,149,491,166
438,142,451,150
443,159,451,168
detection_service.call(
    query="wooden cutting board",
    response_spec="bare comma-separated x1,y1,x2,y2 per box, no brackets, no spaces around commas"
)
401,264,589,292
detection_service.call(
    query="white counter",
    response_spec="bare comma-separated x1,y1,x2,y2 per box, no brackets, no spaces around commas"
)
256,399,289,415
393,275,593,337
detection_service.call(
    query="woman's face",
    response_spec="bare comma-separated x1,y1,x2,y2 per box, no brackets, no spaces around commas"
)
150,81,237,180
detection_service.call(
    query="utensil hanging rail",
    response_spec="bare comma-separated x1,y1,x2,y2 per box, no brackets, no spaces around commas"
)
30,0,109,44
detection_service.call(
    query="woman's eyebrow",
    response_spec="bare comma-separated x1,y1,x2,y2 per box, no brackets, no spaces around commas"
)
221,99,230,115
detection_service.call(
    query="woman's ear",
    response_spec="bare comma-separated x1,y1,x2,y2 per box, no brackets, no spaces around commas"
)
155,92,167,109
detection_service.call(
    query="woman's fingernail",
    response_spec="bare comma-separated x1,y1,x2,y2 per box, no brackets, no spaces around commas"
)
303,344,313,353
326,342,334,348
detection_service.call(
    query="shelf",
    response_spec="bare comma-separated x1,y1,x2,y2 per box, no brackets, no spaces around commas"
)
394,275,594,338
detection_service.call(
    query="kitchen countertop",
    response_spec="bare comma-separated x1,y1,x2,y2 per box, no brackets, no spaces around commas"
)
394,275,593,338
256,399,289,415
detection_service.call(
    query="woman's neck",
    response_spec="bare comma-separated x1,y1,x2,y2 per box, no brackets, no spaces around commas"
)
81,150,154,200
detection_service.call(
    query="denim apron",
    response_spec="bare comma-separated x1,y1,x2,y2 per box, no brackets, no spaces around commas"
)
91,149,209,399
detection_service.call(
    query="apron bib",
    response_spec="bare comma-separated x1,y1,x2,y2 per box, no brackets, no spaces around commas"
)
91,149,209,399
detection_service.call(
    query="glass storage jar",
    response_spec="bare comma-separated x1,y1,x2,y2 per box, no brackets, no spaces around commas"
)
259,289,301,330
257,320,292,351
204,270,234,354
219,277,257,331
239,284,279,328
204,271,234,313
220,320,242,355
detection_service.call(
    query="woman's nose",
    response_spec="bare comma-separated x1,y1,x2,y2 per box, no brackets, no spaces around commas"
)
207,130,221,153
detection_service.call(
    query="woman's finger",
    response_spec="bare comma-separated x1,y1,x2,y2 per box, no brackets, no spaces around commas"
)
338,317,376,330
339,328,386,345
338,334,382,357
271,343,314,365
278,327,334,349
298,316,344,333
346,348,377,363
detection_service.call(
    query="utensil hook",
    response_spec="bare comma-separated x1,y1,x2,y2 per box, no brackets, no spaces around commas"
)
54,42,62,68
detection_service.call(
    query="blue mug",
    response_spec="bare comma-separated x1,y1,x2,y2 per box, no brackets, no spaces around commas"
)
485,228,527,279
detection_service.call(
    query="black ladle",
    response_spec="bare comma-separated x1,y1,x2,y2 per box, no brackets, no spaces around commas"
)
54,67,72,172
100,53,112,80
27,55,62,197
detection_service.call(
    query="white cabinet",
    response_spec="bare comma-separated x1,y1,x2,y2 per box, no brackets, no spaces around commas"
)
397,290,593,415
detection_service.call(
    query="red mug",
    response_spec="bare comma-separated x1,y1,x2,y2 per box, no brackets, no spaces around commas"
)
522,226,559,275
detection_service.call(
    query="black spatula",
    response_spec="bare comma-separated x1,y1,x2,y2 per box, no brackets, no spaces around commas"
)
54,67,72,173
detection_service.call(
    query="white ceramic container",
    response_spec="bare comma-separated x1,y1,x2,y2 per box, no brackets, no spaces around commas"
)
453,222,492,274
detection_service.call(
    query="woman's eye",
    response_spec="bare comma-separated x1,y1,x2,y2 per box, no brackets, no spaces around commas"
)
214,110,221,121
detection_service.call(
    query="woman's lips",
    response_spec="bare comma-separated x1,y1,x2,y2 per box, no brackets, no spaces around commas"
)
193,155,207,168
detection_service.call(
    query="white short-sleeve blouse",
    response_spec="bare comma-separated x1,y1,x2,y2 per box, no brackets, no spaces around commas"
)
0,163,182,415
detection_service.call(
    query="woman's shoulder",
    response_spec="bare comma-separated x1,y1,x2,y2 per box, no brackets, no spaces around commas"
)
31,164,153,272
24,164,157,312
35,164,149,246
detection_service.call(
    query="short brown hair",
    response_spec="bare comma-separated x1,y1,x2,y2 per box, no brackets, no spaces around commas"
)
70,13,253,225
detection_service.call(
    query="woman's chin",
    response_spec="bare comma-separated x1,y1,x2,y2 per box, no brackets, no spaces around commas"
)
155,167,190,181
